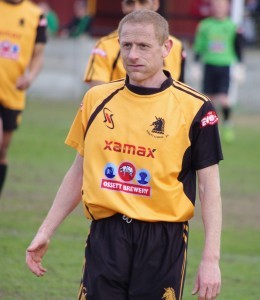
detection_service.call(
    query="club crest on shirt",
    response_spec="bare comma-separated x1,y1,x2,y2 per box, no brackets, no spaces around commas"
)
151,116,165,134
147,116,167,139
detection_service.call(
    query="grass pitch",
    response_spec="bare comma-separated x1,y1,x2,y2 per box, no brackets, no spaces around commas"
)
0,99,259,299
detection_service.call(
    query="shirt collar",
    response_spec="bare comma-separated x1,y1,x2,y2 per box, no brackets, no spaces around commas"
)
125,70,173,95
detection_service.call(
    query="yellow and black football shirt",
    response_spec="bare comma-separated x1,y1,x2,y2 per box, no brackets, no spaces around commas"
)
84,30,186,83
66,72,223,222
0,0,47,110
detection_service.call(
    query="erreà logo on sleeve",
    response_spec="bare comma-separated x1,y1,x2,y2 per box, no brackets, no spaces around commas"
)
200,111,218,128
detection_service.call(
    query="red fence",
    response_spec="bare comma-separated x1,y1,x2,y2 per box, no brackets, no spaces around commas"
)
34,0,204,40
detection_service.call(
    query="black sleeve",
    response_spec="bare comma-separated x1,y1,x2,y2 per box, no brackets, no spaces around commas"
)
35,14,47,44
234,31,244,62
190,101,223,170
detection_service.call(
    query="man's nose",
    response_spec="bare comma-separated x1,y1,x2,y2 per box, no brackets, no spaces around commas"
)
128,46,138,59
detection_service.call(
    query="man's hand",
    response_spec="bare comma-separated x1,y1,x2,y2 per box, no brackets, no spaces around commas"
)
26,233,50,277
192,259,221,300
16,73,33,90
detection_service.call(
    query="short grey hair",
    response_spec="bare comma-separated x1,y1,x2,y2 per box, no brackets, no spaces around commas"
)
118,9,169,45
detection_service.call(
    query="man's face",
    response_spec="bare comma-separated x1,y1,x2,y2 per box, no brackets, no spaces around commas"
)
210,0,229,19
119,22,167,86
121,0,159,14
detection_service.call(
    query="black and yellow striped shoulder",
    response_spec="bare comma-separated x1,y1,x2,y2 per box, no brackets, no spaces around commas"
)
172,80,210,103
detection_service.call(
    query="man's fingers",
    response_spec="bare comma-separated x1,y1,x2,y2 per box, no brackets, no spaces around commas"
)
26,251,47,277
198,285,207,300
195,284,221,300
192,280,199,295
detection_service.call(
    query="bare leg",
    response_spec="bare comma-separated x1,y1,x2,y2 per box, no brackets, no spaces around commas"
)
207,93,234,143
0,129,14,195
215,93,235,142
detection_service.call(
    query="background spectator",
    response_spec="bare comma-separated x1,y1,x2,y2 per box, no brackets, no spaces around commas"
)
0,0,47,195
246,0,260,45
192,0,245,143
59,0,92,38
38,1,59,37
190,0,211,20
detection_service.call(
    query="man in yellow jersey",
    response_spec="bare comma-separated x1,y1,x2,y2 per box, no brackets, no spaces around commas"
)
0,0,47,195
26,10,222,300
84,0,186,88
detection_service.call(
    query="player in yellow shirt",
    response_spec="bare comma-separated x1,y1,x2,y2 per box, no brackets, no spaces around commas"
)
84,0,186,88
26,10,222,300
0,0,47,195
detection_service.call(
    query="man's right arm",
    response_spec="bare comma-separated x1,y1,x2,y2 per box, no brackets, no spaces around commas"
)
192,164,222,299
26,153,83,277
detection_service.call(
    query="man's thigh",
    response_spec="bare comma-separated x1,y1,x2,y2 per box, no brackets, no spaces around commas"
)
80,215,132,300
80,216,189,300
0,105,22,131
129,221,189,300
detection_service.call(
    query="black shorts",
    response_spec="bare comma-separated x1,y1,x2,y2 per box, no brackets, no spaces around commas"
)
78,214,189,300
203,64,231,95
0,105,22,131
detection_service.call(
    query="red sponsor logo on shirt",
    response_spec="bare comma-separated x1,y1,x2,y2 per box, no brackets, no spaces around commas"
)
104,140,156,158
200,111,218,128
0,40,19,60
118,162,136,182
101,179,151,196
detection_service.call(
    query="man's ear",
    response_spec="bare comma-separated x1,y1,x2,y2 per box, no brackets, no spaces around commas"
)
153,0,160,11
121,2,128,14
162,39,173,58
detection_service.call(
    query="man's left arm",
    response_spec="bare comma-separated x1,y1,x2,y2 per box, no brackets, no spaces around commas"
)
16,13,47,90
16,43,45,90
192,164,222,300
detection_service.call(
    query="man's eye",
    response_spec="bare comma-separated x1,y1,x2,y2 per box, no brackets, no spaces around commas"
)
125,0,135,5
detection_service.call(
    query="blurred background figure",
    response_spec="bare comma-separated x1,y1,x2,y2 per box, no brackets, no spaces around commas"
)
243,0,260,45
192,0,245,143
83,0,186,89
59,0,92,38
38,1,59,37
190,0,211,20
0,0,47,196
